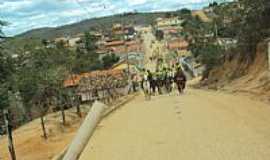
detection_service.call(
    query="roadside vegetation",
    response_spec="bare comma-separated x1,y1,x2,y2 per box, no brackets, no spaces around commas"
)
180,0,270,79
0,24,120,138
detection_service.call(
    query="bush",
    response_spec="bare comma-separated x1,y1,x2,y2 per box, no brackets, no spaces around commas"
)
102,53,120,69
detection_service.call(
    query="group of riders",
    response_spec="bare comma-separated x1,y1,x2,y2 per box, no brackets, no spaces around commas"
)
139,62,187,99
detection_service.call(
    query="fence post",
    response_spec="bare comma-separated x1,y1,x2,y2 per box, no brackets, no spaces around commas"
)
268,40,270,70
4,110,16,160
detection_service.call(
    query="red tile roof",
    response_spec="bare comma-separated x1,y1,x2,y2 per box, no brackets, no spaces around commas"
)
167,39,189,50
105,40,125,47
64,69,124,87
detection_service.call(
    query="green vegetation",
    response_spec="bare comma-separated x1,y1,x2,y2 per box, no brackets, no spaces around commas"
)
181,1,270,79
102,53,120,69
2,11,185,54
73,32,103,73
0,18,122,136
211,0,270,57
181,8,223,78
0,21,13,112
155,30,164,41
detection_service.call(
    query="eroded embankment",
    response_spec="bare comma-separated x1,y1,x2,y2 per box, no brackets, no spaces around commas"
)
201,41,270,102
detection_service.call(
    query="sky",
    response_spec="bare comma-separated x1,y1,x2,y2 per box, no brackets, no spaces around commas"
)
0,0,224,36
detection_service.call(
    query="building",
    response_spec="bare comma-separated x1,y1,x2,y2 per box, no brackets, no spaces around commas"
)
103,40,143,56
156,17,184,28
166,38,189,51
166,38,190,57
54,37,70,47
68,37,81,47
217,38,237,50
64,69,128,102
192,10,212,23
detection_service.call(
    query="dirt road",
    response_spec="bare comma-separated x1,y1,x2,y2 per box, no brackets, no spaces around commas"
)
79,89,270,160
141,29,157,71
141,28,167,71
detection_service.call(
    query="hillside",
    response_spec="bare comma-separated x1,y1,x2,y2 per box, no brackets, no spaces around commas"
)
2,12,170,52
201,41,270,102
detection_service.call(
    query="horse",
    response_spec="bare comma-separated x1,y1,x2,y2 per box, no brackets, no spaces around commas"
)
141,75,151,100
174,70,187,95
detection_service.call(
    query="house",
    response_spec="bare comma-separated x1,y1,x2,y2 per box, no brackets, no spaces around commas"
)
167,38,189,51
217,38,237,49
112,23,125,35
103,40,143,56
192,10,212,23
156,17,184,28
54,37,70,47
166,38,190,57
68,37,81,47
64,69,128,102
111,59,139,74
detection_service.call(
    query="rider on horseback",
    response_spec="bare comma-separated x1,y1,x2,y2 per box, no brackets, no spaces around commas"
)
174,67,187,95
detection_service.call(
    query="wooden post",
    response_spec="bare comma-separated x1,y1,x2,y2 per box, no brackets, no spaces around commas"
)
268,40,270,70
3,110,16,160
61,105,66,125
76,101,82,118
40,115,47,139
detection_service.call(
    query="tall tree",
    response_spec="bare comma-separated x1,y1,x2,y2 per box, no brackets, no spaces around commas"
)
73,32,102,73
16,44,71,138
0,20,13,112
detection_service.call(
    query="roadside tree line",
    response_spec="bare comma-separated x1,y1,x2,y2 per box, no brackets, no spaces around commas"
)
180,0,270,79
0,24,121,139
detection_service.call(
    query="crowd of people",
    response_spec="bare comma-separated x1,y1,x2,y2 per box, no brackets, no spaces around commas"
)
137,62,187,99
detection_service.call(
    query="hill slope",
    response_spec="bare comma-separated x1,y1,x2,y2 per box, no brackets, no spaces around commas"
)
2,12,170,52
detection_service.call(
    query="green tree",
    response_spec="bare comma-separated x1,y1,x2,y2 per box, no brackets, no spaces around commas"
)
0,52,14,111
0,20,13,112
102,53,120,69
155,30,164,41
84,32,97,52
73,32,103,73
16,44,71,138
211,0,270,58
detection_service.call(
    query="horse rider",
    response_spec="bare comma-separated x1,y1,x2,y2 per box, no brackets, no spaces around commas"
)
174,67,187,95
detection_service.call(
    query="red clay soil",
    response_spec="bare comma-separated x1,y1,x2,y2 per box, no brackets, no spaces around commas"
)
0,108,88,160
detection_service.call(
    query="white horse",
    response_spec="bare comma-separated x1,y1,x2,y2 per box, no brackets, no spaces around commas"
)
141,75,151,100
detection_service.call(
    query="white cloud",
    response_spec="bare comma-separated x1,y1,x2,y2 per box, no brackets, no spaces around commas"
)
1,0,230,36
126,0,148,5
0,0,32,11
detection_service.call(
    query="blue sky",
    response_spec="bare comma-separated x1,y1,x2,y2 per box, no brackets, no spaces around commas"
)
0,0,223,36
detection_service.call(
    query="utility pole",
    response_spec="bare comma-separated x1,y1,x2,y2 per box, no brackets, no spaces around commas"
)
3,110,16,160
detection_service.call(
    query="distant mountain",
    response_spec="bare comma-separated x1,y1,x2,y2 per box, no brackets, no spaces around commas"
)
3,12,173,52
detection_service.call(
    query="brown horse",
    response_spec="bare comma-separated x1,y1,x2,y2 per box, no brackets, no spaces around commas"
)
174,70,186,94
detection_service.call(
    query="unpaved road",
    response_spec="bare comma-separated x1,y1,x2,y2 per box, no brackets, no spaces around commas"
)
79,89,270,160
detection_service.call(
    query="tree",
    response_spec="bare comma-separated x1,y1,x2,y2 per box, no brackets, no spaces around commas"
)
177,8,192,19
0,20,13,112
102,53,120,69
0,20,8,38
73,32,103,73
16,44,71,138
209,1,218,7
178,8,191,15
0,52,13,111
155,30,164,41
210,0,270,58
84,32,97,52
